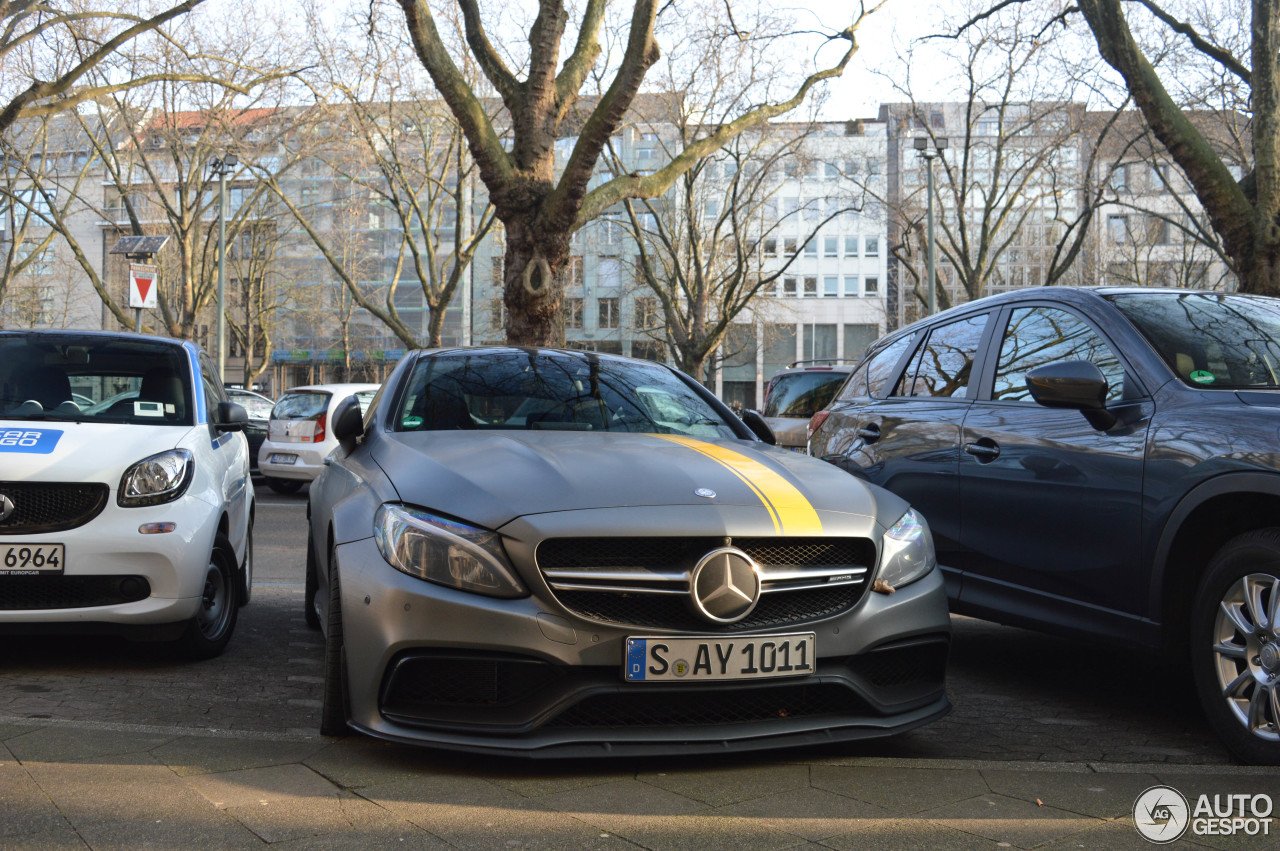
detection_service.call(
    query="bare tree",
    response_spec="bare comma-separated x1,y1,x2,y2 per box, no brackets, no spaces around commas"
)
390,0,880,345
0,0,212,136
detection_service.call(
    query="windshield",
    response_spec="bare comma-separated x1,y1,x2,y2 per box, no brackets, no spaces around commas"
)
764,371,849,417
272,392,330,419
395,351,739,438
230,392,274,420
1109,293,1280,389
0,334,194,425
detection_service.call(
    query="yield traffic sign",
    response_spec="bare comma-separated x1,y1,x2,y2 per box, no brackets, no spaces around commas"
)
129,263,158,309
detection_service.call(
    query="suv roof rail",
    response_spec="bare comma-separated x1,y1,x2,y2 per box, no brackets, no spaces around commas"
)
786,359,859,368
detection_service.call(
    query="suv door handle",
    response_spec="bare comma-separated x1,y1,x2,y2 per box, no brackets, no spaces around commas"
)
856,424,881,443
964,439,1001,462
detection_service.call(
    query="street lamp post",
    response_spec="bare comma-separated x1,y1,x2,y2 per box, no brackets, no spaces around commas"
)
913,136,948,317
210,154,238,381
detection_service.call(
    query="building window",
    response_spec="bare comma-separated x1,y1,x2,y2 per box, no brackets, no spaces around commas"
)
823,275,839,297
783,277,798,297
844,235,859,257
825,162,840,180
864,276,879,295
635,296,660,330
784,237,798,256
598,297,619,329
864,237,880,257
844,276,859,297
597,256,621,288
491,257,503,287
566,256,583,287
824,236,839,257
1109,164,1128,193
763,237,777,257
565,298,584,329
803,239,817,258
1108,215,1129,244
803,276,818,297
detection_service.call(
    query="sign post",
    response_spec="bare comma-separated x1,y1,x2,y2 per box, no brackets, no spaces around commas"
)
128,263,158,332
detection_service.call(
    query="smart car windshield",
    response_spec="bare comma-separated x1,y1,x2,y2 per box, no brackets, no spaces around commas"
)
395,351,739,437
1109,292,1280,389
0,334,194,425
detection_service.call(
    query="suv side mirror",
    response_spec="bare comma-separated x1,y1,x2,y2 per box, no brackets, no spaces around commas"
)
214,401,248,433
1025,361,1117,431
331,394,365,451
740,409,777,445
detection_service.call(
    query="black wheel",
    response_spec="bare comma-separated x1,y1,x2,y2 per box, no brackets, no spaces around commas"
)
303,533,321,630
178,533,240,660
1192,529,1280,764
320,542,351,737
266,476,304,495
239,513,254,606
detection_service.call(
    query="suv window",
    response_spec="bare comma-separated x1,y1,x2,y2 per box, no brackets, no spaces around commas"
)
895,314,988,398
993,306,1124,402
763,371,849,418
840,334,914,402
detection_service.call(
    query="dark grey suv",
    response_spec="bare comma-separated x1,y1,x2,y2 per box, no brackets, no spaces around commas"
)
810,287,1280,764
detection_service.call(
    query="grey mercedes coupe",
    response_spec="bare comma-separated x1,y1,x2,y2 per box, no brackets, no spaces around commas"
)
306,347,950,757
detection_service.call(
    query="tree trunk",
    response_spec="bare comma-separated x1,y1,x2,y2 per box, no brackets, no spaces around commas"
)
502,220,570,345
1238,232,1280,295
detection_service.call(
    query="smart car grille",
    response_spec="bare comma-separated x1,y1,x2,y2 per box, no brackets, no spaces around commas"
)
0,575,150,610
537,536,875,632
0,482,109,535
547,683,865,729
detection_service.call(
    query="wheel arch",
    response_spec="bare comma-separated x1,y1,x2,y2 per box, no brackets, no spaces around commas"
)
1153,473,1280,650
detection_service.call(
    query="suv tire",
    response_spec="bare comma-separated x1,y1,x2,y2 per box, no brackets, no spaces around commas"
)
1191,529,1280,765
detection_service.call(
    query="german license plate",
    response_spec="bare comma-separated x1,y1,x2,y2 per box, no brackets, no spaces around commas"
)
0,543,64,575
269,454,297,465
624,633,816,682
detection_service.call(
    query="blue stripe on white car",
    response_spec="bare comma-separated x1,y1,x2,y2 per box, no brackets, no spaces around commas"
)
0,428,63,454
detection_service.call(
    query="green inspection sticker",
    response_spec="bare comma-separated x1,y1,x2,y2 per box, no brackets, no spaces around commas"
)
1190,370,1216,384
402,416,424,428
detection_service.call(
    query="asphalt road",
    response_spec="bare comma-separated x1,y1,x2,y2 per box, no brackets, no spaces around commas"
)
0,484,1230,767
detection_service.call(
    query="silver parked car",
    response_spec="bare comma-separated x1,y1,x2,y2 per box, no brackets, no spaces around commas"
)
306,347,950,757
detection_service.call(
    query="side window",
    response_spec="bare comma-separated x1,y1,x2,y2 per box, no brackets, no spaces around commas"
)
894,314,988,398
198,353,228,419
992,306,1125,402
839,333,914,402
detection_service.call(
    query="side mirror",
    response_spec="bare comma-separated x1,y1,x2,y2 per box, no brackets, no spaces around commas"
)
331,394,365,451
214,401,248,433
1025,360,1117,431
740,409,777,445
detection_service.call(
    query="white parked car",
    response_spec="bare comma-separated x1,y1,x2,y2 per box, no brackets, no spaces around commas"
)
0,330,254,659
257,383,379,494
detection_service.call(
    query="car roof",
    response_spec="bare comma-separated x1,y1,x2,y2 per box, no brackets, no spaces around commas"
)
0,327,193,349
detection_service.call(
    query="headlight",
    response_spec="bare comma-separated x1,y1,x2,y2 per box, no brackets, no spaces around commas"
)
373,504,527,598
118,449,194,507
877,508,936,589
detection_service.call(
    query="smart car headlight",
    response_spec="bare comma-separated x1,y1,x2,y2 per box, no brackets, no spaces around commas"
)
877,508,937,589
118,449,194,507
373,504,527,598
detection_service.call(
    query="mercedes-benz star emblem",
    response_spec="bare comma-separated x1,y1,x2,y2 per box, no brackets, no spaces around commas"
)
694,488,716,499
690,547,761,623
0,494,13,522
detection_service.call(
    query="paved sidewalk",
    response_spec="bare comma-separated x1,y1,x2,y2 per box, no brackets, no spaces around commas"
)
2,718,1278,850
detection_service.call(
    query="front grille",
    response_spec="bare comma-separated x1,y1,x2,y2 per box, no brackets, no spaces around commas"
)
537,536,875,631
547,683,866,728
0,575,150,610
0,482,109,535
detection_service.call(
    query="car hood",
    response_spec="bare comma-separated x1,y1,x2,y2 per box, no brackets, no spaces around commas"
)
372,430,879,531
0,420,195,482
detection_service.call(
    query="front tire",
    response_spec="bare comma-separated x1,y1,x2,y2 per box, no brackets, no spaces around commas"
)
1192,529,1280,765
303,534,321,630
266,477,304,495
319,542,351,737
177,533,240,660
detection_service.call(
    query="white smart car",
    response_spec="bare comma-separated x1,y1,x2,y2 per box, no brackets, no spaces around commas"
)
257,383,378,494
0,330,254,659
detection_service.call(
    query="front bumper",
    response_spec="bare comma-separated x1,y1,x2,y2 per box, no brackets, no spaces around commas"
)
334,535,951,757
0,496,220,631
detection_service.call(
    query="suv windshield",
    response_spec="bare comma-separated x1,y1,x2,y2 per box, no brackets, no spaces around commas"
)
396,351,738,438
0,334,194,425
764,371,849,417
1109,292,1280,389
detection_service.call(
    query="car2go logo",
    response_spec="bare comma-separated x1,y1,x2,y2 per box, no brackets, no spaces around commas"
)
1135,786,1275,843
0,428,62,454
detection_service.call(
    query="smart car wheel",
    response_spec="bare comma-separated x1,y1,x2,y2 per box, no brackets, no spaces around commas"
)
320,543,351,736
178,533,240,660
1192,529,1280,765
303,534,321,630
266,476,303,495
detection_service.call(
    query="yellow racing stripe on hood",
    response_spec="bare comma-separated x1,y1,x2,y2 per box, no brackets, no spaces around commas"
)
652,434,823,535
